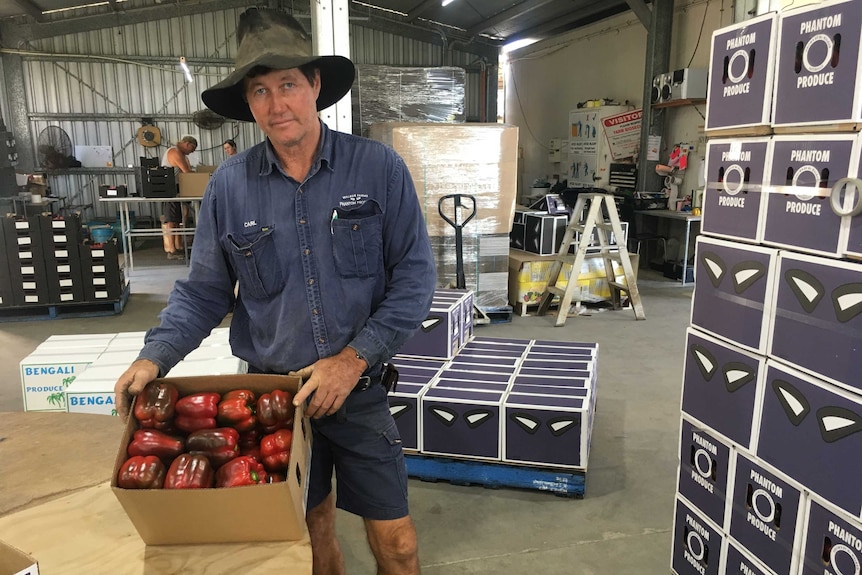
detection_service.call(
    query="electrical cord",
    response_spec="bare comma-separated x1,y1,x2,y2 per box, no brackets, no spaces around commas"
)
509,65,549,150
686,0,710,68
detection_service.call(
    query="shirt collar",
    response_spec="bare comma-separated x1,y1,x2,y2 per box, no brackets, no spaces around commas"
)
258,120,334,177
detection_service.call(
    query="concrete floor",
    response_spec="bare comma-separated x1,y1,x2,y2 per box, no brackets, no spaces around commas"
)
0,241,693,574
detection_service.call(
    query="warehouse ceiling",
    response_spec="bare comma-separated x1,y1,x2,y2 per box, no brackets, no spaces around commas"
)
0,0,646,51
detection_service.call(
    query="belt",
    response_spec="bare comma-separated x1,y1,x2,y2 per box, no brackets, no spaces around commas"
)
352,375,381,393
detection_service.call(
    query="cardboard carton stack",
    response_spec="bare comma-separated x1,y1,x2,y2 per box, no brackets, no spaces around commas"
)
388,335,600,472
673,2,862,573
369,123,519,310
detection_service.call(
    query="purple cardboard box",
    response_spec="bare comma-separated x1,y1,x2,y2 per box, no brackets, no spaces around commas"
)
681,328,765,451
509,384,588,398
672,497,725,575
721,540,776,575
800,498,862,575
398,299,461,359
421,386,504,460
769,251,862,394
772,0,862,129
677,418,733,530
757,361,862,518
434,288,474,346
763,135,856,257
504,392,592,469
449,354,521,368
706,13,778,133
728,454,804,575
702,138,772,243
388,382,429,451
845,142,862,260
462,337,529,357
531,340,598,354
691,236,778,354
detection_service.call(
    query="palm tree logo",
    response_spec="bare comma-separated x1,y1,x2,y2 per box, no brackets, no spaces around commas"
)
47,375,77,409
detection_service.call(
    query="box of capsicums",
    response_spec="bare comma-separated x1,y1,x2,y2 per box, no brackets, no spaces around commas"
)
111,374,311,545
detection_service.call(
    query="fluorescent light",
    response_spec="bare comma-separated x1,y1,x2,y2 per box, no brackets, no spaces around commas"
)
442,0,457,6
179,57,193,83
502,38,539,54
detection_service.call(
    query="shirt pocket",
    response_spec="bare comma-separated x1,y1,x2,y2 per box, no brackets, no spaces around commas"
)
331,202,383,279
226,226,285,299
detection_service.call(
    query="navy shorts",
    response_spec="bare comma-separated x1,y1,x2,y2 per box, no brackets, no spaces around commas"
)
306,382,409,520
163,201,183,224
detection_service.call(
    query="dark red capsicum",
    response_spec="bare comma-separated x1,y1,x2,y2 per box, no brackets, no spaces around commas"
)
217,389,257,432
117,455,166,489
260,429,293,473
256,389,296,433
164,453,215,489
133,381,179,430
215,456,267,488
186,427,240,468
175,392,221,433
127,429,184,462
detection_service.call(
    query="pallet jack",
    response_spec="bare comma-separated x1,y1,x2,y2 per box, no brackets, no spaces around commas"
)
437,193,491,326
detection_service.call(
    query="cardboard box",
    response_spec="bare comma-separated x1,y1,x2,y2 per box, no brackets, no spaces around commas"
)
0,540,39,575
676,417,734,531
800,496,862,575
757,361,862,518
397,297,462,360
768,251,862,394
421,386,505,460
680,328,765,452
521,213,567,255
20,350,105,412
772,0,862,129
671,496,725,575
178,172,212,197
369,123,519,237
112,374,310,545
727,453,805,575
690,236,778,355
702,138,772,244
720,539,775,575
705,13,778,133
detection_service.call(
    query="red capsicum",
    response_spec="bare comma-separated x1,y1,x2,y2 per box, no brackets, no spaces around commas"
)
256,389,296,433
215,456,267,488
117,455,166,489
175,392,221,433
217,389,257,432
260,429,293,473
186,427,240,468
133,381,179,430
127,429,184,462
164,453,215,489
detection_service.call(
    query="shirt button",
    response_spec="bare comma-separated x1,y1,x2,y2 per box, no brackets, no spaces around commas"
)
318,337,325,344
352,224,359,231
308,278,315,285
312,308,319,315
304,249,310,256
299,219,306,224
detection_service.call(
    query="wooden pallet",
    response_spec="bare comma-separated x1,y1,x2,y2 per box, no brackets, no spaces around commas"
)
405,454,585,498
0,283,130,322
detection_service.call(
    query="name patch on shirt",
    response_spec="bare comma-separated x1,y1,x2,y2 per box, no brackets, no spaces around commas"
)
244,220,257,228
339,193,369,208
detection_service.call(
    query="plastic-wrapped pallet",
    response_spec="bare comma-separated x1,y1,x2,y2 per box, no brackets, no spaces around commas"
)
352,65,465,137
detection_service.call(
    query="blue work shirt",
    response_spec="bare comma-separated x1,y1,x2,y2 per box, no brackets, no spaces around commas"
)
138,122,436,377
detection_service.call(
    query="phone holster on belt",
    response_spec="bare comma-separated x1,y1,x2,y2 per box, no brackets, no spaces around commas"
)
382,363,399,393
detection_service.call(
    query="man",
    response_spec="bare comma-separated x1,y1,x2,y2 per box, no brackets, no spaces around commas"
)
113,8,435,575
161,135,197,260
222,139,238,157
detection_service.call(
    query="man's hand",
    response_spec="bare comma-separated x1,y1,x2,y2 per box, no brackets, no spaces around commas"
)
114,359,161,421
290,347,367,419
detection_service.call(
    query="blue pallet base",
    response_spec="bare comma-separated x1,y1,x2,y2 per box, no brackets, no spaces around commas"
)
405,454,585,498
0,282,130,322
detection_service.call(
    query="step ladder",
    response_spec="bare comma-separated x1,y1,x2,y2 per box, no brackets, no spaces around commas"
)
537,193,645,327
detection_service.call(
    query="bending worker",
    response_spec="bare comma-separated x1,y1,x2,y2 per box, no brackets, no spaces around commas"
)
114,8,436,575
161,135,197,260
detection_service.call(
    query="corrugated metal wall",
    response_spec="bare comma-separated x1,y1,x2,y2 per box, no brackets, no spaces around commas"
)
19,6,488,218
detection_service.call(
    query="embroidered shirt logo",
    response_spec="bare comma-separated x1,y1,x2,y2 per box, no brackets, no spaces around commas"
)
244,220,257,228
339,193,369,208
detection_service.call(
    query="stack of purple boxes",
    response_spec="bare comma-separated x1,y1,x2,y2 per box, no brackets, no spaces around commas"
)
675,2,862,574
390,290,600,472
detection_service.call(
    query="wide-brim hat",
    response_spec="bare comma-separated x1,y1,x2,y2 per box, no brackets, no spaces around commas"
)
202,8,355,122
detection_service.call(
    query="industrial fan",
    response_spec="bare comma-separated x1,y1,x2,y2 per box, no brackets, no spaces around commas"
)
192,109,226,130
37,126,79,169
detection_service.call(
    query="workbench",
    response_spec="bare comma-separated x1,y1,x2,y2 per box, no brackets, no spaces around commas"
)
0,412,311,573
